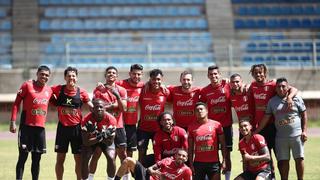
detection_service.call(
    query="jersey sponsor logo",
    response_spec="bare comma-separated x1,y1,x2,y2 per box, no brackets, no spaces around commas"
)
144,114,157,121
197,145,214,151
177,98,193,107
279,118,295,126
211,107,226,113
33,98,49,105
210,96,226,104
255,105,266,111
235,104,249,112
163,172,178,179
61,108,78,115
31,108,47,115
195,134,212,142
163,148,178,156
127,96,139,103
254,93,267,100
145,104,161,111
178,110,194,116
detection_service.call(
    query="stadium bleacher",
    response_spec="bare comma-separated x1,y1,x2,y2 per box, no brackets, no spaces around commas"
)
38,0,214,68
0,1,11,69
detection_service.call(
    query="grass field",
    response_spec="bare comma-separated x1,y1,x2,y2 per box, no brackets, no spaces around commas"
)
1,135,320,180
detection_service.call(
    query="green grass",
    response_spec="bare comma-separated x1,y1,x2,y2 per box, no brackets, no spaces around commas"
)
1,136,320,179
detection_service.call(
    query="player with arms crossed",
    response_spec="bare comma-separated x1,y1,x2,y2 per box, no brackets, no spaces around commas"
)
81,99,117,180
10,65,53,180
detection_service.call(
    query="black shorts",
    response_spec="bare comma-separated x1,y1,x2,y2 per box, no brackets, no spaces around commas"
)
260,123,276,150
125,125,137,151
18,125,46,154
54,122,82,154
115,128,127,148
137,129,155,151
239,167,272,180
132,160,150,180
223,126,233,151
193,161,221,179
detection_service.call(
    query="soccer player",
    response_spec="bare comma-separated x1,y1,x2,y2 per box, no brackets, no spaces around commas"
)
255,77,308,180
51,66,93,180
10,65,53,180
249,64,297,178
114,149,192,180
116,64,144,158
199,65,232,180
229,73,254,128
137,68,170,166
81,99,117,180
153,112,188,163
188,102,226,180
167,70,201,130
235,120,271,180
91,66,127,180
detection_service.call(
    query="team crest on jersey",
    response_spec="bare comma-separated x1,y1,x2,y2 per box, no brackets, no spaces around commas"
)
243,96,248,102
208,126,213,132
45,91,49,97
251,144,255,150
220,88,225,94
159,96,165,102
17,89,22,94
264,86,269,92
174,136,178,142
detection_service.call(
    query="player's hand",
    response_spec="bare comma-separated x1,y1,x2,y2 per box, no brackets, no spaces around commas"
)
221,160,227,174
9,121,16,133
286,97,294,110
85,121,97,133
96,82,105,90
96,132,104,142
301,132,307,142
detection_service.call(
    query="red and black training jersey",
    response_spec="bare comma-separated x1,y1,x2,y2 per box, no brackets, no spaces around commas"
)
52,85,90,126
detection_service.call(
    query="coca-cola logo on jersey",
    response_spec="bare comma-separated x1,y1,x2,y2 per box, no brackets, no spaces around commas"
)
235,104,249,112
176,98,193,106
196,134,212,142
254,93,267,100
127,96,139,103
145,104,161,111
33,98,48,105
210,96,226,104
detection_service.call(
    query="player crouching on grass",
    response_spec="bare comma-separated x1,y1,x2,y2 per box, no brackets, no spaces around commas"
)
81,99,117,180
114,149,192,180
234,120,272,180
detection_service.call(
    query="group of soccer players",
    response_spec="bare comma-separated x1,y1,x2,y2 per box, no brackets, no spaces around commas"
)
10,63,308,180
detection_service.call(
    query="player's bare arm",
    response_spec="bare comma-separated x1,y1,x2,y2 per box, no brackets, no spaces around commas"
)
254,114,272,134
301,110,308,142
218,133,227,174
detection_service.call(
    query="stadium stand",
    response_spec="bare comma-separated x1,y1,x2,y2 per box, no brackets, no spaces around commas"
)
0,1,11,69
38,0,214,68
